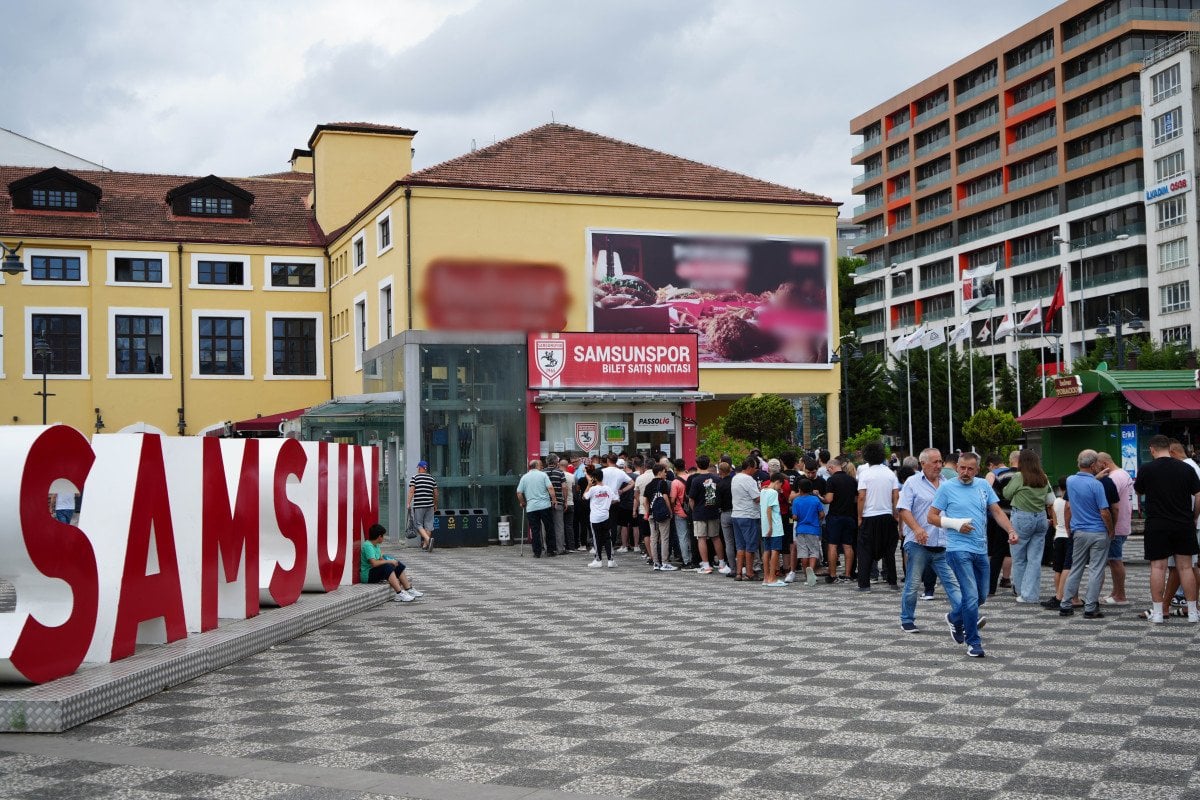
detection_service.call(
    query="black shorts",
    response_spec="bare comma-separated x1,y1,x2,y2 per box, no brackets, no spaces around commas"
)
826,515,856,547
637,517,651,538
1052,537,1071,572
1144,527,1200,562
615,506,633,527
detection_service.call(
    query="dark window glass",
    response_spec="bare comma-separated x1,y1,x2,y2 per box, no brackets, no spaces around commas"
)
378,218,391,249
114,315,164,374
31,189,79,209
270,262,316,287
114,257,163,283
197,260,243,285
198,316,245,375
31,255,82,281
188,196,234,215
273,317,317,375
31,314,83,374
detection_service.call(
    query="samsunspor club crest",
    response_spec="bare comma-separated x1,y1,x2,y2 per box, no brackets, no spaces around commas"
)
534,337,566,386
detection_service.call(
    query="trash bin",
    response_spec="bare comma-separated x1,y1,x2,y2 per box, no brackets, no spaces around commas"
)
433,509,490,547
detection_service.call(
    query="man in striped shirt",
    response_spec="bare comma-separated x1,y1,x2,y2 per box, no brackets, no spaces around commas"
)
407,460,439,552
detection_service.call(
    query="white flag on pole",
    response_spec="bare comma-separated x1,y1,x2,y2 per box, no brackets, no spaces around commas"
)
923,327,946,350
891,336,909,357
995,314,1016,339
949,321,970,345
904,327,929,349
977,321,992,342
1018,305,1043,330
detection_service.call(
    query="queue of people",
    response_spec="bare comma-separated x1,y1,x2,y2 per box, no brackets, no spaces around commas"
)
512,434,1200,658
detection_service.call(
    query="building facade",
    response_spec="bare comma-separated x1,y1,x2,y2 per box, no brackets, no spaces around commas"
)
850,0,1200,378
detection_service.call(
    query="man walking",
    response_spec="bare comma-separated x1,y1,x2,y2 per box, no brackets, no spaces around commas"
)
856,442,900,591
1095,451,1133,606
407,460,439,552
1059,450,1113,619
897,448,961,632
929,452,1016,658
517,459,556,558
1134,435,1200,624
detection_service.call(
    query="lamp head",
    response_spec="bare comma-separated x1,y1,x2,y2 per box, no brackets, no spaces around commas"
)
1,241,25,276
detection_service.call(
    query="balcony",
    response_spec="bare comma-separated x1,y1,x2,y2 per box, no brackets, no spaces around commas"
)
958,114,999,139
961,185,1004,208
1066,179,1141,211
1064,93,1139,131
860,259,886,275
890,186,912,202
916,170,951,191
916,239,954,257
855,290,885,310
888,155,911,170
917,205,952,224
958,150,1000,174
893,217,913,232
1065,137,1141,171
1007,205,1059,231
1009,126,1057,154
921,272,955,290
957,76,999,104
852,136,882,157
924,306,955,322
1009,165,1058,191
857,323,885,337
892,283,914,298
853,167,882,188
915,102,949,126
1009,88,1056,116
853,198,884,217
1006,49,1054,80
916,137,950,158
1069,264,1148,291
889,120,911,139
1063,50,1145,92
1010,245,1057,267
1063,7,1193,53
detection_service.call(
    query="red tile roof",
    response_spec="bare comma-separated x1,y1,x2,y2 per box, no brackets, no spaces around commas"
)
0,166,323,247
402,123,835,206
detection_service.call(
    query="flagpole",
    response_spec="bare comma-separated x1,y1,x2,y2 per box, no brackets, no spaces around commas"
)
1013,300,1023,418
990,326,997,407
906,346,914,456
967,311,976,417
925,343,933,449
946,326,953,452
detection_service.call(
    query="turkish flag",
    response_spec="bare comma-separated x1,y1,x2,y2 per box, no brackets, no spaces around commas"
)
1044,275,1064,333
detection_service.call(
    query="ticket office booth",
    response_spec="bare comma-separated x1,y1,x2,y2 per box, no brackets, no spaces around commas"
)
538,402,685,459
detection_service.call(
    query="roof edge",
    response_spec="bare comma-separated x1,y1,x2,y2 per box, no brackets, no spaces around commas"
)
307,123,418,149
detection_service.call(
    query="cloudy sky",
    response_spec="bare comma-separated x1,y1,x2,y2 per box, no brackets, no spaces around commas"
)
4,0,1056,212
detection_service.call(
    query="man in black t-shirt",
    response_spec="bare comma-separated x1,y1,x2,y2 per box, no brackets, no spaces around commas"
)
716,460,736,577
687,456,729,574
823,457,857,583
1134,434,1200,624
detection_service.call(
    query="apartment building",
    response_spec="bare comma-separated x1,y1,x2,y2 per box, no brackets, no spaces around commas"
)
850,0,1199,370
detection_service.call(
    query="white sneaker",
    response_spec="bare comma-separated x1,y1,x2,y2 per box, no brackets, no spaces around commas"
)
576,546,588,552
698,564,713,574
1189,613,1200,624
588,559,603,568
589,548,597,555
607,560,616,568
616,547,630,553
717,563,732,575
783,571,796,584
659,563,678,571
393,590,414,602
407,588,424,598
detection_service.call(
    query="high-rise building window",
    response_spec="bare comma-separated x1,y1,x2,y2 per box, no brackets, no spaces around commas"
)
1158,238,1189,272
1152,107,1183,146
1161,281,1190,314
1163,325,1191,346
1156,197,1187,230
1154,150,1186,182
1151,63,1182,104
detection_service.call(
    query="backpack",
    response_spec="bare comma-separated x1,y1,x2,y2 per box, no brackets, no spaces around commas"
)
703,478,719,508
650,480,672,521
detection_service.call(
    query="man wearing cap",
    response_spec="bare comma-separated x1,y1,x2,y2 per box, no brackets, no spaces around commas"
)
407,460,439,552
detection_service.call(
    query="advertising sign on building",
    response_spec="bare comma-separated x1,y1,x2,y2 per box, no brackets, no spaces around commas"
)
1120,424,1138,478
587,229,831,368
1145,175,1189,203
603,422,629,446
634,413,675,431
1054,376,1083,397
527,332,699,389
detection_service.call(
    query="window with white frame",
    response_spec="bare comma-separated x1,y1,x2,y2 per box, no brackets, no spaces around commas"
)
353,296,367,370
1156,196,1187,229
268,314,322,378
1154,150,1186,183
25,248,89,285
107,250,170,287
195,312,250,377
1152,107,1183,146
1161,281,1191,313
111,309,169,377
1158,238,1189,271
1151,64,1182,104
378,281,393,341
376,210,393,254
352,232,366,271
26,308,88,378
0,307,5,377
1163,324,1191,347
190,253,250,289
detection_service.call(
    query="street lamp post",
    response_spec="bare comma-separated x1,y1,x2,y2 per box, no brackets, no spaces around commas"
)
829,336,863,449
32,333,54,425
1096,309,1143,369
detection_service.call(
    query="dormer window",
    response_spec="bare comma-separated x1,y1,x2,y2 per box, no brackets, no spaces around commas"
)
8,167,102,212
166,174,254,219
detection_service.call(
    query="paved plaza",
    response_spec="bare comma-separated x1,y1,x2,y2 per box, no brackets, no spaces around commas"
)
2,540,1200,800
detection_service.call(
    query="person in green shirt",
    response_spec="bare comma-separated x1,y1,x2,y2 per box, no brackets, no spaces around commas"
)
1002,450,1057,603
361,524,422,602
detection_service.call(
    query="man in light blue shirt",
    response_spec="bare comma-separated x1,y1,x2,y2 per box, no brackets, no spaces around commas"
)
896,448,961,633
517,460,556,558
1060,449,1113,618
929,451,1016,658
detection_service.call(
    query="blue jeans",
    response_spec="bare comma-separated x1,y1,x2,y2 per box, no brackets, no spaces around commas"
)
900,541,961,626
1010,509,1048,602
54,509,74,524
946,550,989,648
673,517,693,564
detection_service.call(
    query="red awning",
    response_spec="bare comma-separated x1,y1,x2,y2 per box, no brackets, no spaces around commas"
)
233,407,309,432
1123,389,1200,419
1017,392,1099,429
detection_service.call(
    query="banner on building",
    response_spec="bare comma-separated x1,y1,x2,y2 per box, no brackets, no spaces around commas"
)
528,332,699,389
587,229,831,368
962,263,997,313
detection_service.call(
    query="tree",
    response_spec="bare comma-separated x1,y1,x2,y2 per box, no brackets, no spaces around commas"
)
844,425,886,459
961,407,1023,457
838,256,866,337
696,416,754,465
1072,334,1190,371
724,393,795,450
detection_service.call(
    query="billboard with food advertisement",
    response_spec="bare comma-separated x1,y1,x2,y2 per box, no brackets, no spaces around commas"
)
587,229,831,367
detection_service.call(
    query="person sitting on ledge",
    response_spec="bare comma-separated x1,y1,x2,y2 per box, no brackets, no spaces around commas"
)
361,523,423,602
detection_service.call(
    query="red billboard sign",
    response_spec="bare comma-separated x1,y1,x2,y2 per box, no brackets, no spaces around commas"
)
528,332,699,389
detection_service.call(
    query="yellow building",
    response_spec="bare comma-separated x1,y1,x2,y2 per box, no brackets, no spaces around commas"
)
0,164,329,435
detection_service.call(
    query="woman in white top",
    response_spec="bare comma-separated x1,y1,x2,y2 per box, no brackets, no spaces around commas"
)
583,467,616,568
